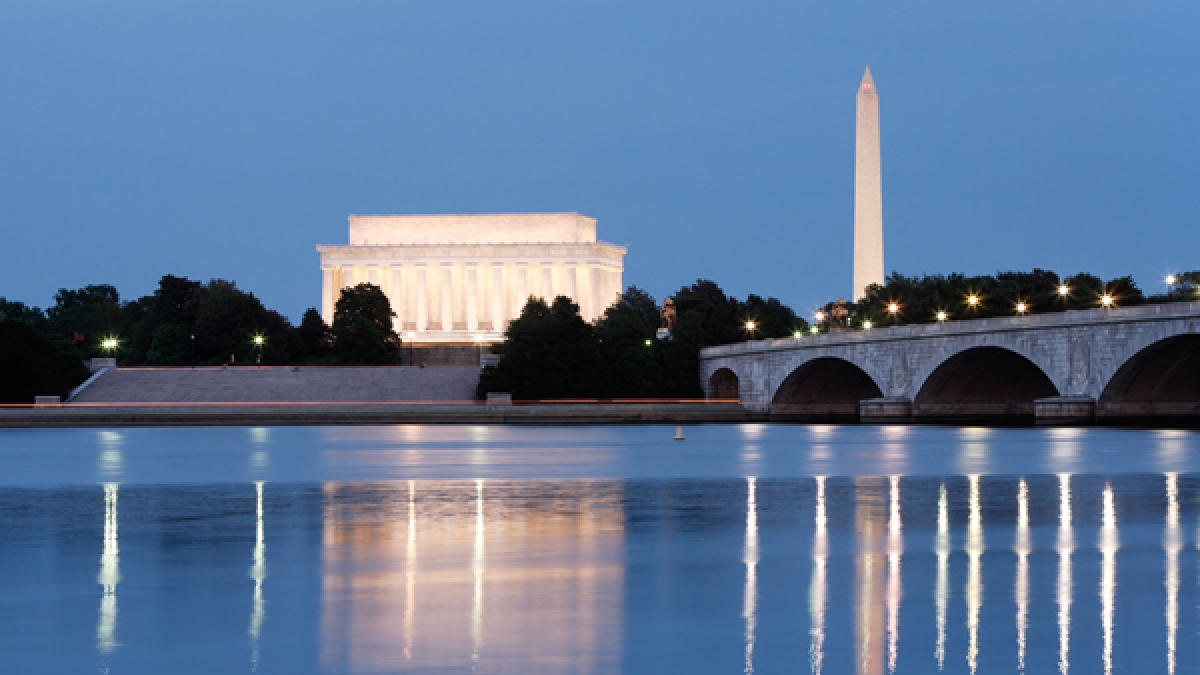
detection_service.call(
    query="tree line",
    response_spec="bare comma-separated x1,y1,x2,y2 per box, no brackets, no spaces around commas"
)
849,269,1198,329
3,268,1195,402
0,276,397,401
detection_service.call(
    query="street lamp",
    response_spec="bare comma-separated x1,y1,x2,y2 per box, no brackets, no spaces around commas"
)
810,325,819,335
936,311,947,322
966,294,979,307
1100,294,1115,308
100,337,119,352
863,320,873,330
1015,301,1028,314
887,302,899,314
253,335,265,366
792,330,803,339
745,320,756,332
644,339,653,347
1057,284,1070,297
814,310,826,323
1166,274,1178,286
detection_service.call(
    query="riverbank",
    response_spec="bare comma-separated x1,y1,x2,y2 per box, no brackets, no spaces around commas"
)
0,402,762,427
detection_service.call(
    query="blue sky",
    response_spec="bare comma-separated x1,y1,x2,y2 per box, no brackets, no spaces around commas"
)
1,0,1196,321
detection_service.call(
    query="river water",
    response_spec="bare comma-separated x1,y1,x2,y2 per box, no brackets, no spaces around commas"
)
1,424,1198,674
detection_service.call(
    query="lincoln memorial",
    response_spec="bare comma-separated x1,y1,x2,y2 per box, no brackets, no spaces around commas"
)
317,213,626,346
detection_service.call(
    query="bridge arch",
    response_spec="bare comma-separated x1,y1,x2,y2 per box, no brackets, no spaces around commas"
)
771,357,884,421
707,367,740,400
1098,334,1200,417
913,346,1059,421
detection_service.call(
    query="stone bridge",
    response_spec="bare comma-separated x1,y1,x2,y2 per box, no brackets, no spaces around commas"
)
698,301,1200,424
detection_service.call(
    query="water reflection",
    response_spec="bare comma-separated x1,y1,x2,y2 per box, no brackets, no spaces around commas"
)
249,481,267,670
97,483,119,654
1015,478,1031,673
965,474,984,675
934,482,949,670
886,476,902,674
1099,484,1118,675
319,480,624,674
4,467,1200,673
809,476,827,674
743,477,758,675
1057,474,1073,675
856,478,884,675
1165,473,1180,675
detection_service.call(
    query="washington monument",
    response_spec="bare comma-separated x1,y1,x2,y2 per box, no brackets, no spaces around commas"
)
854,66,884,300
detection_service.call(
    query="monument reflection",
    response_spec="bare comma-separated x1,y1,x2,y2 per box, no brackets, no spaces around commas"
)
319,480,624,674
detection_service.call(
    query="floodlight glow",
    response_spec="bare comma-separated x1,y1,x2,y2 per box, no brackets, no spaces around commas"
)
101,338,119,350
473,333,484,343
887,303,898,314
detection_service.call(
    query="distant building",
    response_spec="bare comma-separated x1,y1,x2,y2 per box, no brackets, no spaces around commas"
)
317,213,626,346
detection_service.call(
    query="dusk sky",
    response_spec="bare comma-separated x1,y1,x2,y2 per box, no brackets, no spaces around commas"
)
1,0,1196,321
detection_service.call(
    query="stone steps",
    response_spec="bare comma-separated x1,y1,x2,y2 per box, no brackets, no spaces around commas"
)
71,366,480,403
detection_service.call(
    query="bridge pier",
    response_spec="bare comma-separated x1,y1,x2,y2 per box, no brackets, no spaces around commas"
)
858,397,912,423
1034,396,1096,426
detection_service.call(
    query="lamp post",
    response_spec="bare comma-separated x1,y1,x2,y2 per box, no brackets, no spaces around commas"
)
253,335,265,366
190,333,195,369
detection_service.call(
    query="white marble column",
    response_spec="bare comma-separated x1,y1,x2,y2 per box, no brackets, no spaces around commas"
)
587,264,599,321
542,263,555,301
321,267,334,323
342,266,356,290
565,263,578,305
415,266,428,332
389,265,404,331
515,264,529,314
466,265,479,331
441,264,454,333
492,264,505,332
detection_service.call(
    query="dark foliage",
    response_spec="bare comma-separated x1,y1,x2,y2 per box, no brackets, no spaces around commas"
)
0,320,90,403
331,283,400,364
299,308,332,359
853,269,1152,328
477,296,605,399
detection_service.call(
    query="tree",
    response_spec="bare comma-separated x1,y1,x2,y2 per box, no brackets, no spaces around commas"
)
45,284,122,358
0,320,90,403
855,269,1151,327
673,279,744,346
145,323,193,366
742,294,804,339
594,286,662,397
477,296,604,399
0,299,47,328
298,308,331,359
331,283,400,364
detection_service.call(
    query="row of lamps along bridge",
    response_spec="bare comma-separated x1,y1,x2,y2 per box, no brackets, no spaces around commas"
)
742,278,1180,340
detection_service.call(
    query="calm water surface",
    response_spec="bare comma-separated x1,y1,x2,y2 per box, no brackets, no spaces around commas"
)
2,424,1199,674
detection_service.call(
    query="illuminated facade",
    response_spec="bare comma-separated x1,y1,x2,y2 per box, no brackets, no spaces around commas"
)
317,213,626,344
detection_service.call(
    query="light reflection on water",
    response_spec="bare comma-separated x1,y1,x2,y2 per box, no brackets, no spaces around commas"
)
1,426,1200,674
